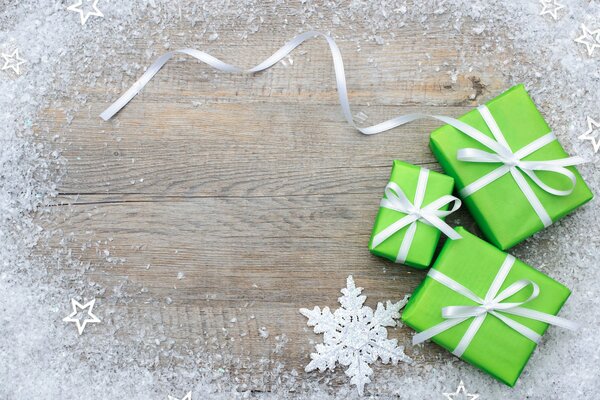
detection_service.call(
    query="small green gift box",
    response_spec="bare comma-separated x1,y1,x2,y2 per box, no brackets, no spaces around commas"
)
430,84,593,250
368,160,462,269
402,227,578,386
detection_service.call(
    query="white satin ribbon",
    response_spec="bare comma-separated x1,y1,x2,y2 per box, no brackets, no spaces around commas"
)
371,168,462,264
412,254,579,357
98,31,510,142
100,32,586,226
457,105,586,227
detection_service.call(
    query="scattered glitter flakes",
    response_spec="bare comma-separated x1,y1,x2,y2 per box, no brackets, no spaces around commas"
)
258,326,269,339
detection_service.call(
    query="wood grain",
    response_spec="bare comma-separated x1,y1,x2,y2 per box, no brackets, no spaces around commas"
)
39,20,504,391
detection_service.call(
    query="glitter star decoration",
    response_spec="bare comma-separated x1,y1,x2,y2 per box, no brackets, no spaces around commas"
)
67,0,104,25
443,380,480,400
299,275,412,396
63,298,101,335
168,392,192,400
539,0,565,21
574,24,600,56
1,49,26,75
578,116,600,153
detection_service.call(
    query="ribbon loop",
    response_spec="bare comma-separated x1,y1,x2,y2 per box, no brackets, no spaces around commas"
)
380,182,416,214
412,254,578,357
371,169,462,264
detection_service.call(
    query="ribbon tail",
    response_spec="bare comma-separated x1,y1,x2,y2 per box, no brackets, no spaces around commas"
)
371,215,417,249
100,48,246,121
412,317,468,345
98,31,513,145
500,307,580,331
99,31,431,135
543,155,587,167
100,32,323,121
489,311,542,344
452,314,487,357
510,168,552,227
421,215,462,240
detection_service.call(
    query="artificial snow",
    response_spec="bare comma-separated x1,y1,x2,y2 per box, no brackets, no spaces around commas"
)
1,0,599,399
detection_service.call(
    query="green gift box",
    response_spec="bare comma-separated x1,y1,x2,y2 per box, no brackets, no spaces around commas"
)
368,160,461,269
430,84,593,250
402,227,577,386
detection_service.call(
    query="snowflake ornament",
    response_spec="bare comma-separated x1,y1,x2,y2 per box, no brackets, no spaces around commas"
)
299,275,412,395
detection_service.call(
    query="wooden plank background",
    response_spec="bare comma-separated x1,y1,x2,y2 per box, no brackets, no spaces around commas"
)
41,23,504,392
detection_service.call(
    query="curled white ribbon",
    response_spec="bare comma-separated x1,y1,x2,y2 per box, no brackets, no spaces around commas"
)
98,31,512,142
457,105,586,227
100,32,586,227
371,168,462,264
412,254,579,357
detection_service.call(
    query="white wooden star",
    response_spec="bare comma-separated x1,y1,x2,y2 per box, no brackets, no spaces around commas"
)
67,0,104,25
63,298,101,335
168,392,192,400
578,116,600,153
442,380,480,400
1,49,26,75
574,24,600,56
539,0,565,21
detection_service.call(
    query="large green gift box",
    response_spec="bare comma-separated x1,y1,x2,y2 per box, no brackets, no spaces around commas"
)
430,84,593,250
402,227,575,386
368,160,459,269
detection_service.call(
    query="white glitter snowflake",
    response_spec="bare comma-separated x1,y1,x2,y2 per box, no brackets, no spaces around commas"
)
299,275,412,395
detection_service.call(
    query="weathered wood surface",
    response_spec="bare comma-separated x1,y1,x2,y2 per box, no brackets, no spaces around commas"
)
41,23,502,390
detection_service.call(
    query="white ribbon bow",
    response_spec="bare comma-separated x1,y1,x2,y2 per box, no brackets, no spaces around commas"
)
412,254,579,357
371,168,462,264
456,105,586,227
